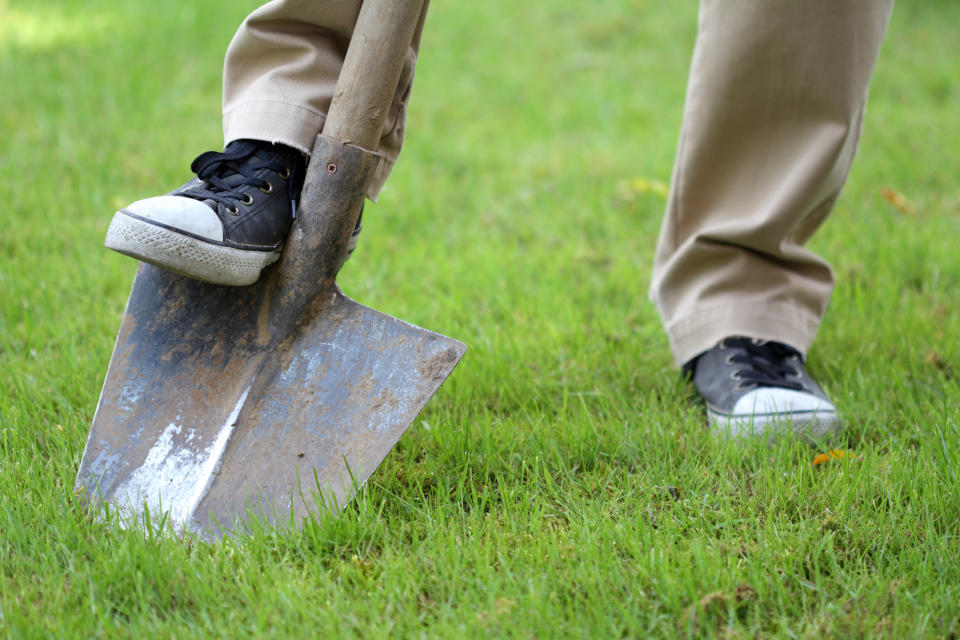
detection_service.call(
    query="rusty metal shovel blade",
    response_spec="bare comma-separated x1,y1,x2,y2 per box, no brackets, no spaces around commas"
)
76,128,464,537
76,261,463,536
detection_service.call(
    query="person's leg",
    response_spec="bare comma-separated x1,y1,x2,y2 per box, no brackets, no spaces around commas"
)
106,0,428,286
222,0,429,201
650,0,893,435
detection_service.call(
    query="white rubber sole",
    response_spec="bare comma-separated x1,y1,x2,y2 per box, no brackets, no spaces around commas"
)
105,211,279,286
708,406,841,441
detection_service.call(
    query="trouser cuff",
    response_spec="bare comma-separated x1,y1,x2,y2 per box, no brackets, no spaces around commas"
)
664,301,822,366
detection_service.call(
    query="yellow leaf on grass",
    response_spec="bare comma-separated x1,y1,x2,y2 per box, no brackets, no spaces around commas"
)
812,449,859,466
615,177,670,205
880,187,918,217
627,177,669,199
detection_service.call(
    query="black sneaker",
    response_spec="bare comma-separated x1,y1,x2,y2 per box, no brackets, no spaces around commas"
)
686,337,839,439
106,139,362,286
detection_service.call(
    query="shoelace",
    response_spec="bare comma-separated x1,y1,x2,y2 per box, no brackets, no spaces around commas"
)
181,140,304,214
722,337,805,391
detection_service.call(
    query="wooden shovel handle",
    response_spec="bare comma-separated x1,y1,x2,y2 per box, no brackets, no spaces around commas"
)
323,0,426,150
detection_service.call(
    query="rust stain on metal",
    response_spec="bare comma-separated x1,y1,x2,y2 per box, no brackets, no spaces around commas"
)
417,347,461,381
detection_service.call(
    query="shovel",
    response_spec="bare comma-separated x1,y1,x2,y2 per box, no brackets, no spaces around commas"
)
75,0,464,537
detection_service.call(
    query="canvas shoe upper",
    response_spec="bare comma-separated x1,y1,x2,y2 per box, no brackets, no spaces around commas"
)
686,337,839,439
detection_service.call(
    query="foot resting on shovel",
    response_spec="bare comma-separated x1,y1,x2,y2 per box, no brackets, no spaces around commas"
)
105,139,361,286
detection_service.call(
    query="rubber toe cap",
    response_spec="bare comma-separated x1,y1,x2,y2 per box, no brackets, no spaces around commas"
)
711,387,840,439
731,388,836,419
123,195,224,242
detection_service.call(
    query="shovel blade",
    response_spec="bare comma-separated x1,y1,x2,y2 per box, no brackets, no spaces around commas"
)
194,286,464,533
76,264,464,537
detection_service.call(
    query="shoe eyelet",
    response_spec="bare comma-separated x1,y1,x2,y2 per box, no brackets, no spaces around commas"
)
734,382,749,391
241,193,254,205
724,354,736,365
279,166,291,179
718,340,728,350
228,206,240,216
730,371,742,381
791,368,803,379
259,181,274,194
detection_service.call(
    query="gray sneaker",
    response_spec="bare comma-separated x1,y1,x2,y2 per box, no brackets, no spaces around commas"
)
686,337,839,439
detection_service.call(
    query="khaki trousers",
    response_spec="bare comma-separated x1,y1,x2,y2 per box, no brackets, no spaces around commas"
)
651,0,894,365
221,1,893,366
221,0,429,200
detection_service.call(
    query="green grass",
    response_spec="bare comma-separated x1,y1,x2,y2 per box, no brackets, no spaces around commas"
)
2,0,960,636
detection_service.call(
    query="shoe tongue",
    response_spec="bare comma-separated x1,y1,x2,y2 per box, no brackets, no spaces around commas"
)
216,171,253,189
182,140,297,209
206,143,278,189
223,138,262,157
726,337,798,360
731,339,804,391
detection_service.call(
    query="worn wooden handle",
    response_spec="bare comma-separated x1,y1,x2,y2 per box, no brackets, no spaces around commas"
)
322,0,426,150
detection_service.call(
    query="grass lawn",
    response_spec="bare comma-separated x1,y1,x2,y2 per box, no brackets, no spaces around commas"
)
2,0,960,636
